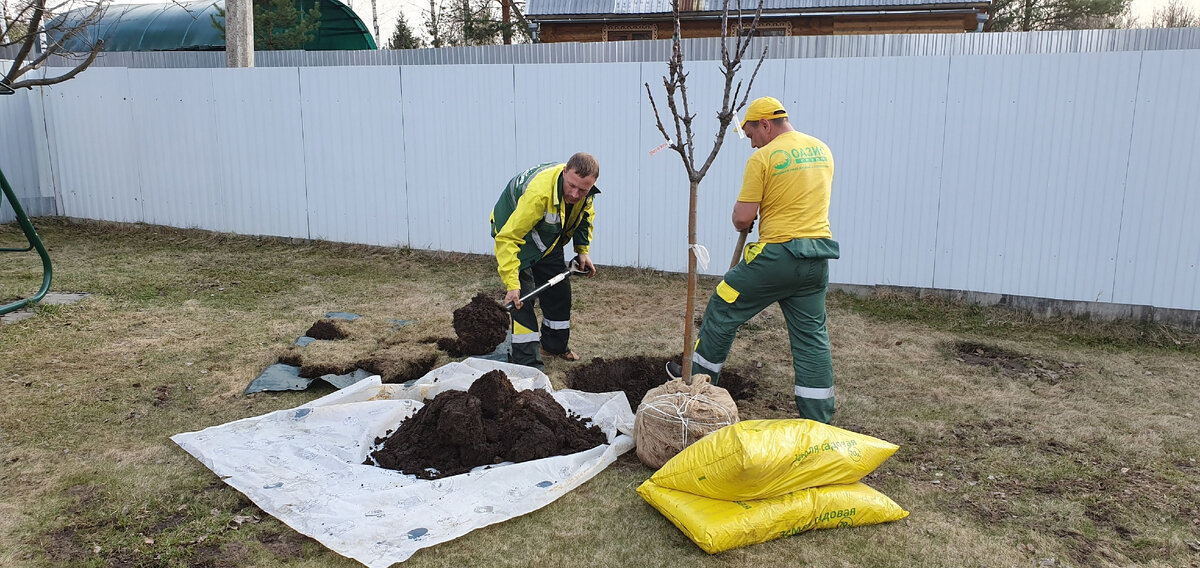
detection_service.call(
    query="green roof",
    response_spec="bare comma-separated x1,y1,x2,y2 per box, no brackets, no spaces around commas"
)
48,0,377,52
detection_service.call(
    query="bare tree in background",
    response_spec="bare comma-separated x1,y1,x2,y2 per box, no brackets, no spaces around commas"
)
1151,0,1197,27
422,0,527,46
644,0,767,382
2,0,106,91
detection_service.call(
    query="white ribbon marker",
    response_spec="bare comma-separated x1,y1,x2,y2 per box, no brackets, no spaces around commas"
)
689,244,711,270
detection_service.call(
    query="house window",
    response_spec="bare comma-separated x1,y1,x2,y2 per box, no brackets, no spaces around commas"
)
604,25,657,41
731,21,791,37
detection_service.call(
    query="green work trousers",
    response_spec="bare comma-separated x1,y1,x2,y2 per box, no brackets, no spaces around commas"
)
510,247,572,369
693,238,840,423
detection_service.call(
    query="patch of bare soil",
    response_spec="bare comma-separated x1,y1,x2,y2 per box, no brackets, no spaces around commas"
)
256,530,315,558
188,541,248,568
42,527,88,564
565,355,758,408
304,319,350,340
952,341,1078,382
368,369,606,479
153,385,171,407
434,293,509,356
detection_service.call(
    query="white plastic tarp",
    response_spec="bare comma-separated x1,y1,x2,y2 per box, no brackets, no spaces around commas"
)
171,358,636,567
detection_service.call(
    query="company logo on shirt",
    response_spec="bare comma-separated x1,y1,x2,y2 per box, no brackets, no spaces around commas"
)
770,150,792,171
770,145,830,176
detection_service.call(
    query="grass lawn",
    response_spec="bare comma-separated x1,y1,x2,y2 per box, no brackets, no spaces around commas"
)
2,218,1198,567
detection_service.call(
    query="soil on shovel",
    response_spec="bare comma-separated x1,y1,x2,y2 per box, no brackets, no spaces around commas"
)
435,293,509,356
566,355,757,408
368,369,606,479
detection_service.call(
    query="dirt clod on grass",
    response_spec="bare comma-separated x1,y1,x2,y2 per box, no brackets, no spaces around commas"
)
566,355,757,408
304,319,351,340
368,369,606,479
435,293,509,356
952,341,1077,382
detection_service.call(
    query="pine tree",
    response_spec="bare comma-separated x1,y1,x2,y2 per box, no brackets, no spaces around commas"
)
388,13,423,49
212,0,323,50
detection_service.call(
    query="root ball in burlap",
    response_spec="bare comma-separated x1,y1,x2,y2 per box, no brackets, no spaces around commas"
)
634,375,739,469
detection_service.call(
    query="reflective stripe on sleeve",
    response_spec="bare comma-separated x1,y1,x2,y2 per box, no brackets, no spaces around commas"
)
542,319,570,330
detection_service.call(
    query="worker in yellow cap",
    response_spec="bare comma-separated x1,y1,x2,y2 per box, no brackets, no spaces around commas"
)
667,96,840,423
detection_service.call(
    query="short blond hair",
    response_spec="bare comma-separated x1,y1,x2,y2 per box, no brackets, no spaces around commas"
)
566,152,599,179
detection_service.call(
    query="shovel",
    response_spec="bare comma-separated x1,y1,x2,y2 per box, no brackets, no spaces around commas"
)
503,257,589,311
730,229,750,268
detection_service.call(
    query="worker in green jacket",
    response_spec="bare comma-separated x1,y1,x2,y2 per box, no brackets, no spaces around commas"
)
668,97,840,423
490,152,600,369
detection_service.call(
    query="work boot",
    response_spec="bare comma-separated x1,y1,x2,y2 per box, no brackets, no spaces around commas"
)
541,347,579,361
665,361,683,380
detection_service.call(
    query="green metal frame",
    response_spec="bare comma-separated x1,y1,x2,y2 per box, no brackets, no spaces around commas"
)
0,165,53,315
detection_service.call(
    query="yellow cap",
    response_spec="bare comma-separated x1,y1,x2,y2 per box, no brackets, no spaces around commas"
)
740,96,788,129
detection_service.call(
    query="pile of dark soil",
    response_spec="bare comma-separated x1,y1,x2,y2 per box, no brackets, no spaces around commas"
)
304,319,350,340
368,370,606,479
566,355,757,407
434,293,509,357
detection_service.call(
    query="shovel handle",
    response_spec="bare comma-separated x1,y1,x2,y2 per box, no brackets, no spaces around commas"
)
730,229,750,269
503,258,586,311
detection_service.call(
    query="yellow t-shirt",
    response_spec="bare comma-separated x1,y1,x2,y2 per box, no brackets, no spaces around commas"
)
737,130,834,243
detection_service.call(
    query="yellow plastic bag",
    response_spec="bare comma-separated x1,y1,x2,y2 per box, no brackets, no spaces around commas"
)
650,419,899,500
637,479,908,554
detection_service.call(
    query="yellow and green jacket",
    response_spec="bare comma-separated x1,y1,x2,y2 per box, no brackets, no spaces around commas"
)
490,163,599,290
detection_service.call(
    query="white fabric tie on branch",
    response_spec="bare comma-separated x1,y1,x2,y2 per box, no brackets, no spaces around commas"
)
689,244,711,270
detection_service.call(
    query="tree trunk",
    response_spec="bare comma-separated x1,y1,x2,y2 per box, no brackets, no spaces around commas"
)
682,178,699,383
501,0,511,44
1,1,10,44
371,0,380,46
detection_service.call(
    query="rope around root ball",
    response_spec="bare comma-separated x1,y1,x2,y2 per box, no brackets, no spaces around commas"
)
634,375,739,469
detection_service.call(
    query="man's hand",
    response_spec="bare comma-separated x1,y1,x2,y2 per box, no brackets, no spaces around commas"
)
504,289,522,310
576,253,597,277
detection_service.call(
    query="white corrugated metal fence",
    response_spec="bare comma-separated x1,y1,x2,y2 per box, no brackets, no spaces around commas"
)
0,46,1197,313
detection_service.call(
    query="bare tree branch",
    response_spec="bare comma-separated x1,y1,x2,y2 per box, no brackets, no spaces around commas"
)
8,41,100,88
644,82,675,148
4,0,106,90
4,0,44,84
